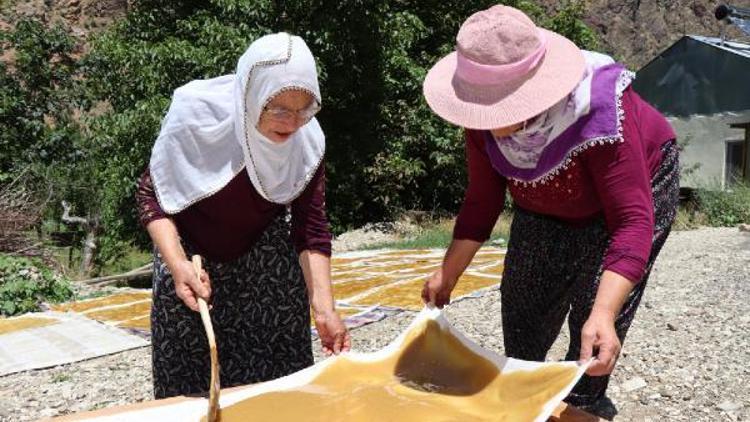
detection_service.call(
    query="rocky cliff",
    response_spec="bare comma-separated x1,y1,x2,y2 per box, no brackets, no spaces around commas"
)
1,0,748,68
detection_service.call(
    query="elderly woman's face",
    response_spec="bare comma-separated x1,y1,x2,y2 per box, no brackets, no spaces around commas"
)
257,90,319,143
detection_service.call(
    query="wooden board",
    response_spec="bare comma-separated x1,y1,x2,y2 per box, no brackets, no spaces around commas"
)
47,391,600,422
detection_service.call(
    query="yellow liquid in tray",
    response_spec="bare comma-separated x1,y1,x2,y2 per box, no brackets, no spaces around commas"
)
210,319,577,421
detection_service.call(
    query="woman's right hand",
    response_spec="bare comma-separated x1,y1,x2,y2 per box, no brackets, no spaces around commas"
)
170,259,212,312
421,268,458,308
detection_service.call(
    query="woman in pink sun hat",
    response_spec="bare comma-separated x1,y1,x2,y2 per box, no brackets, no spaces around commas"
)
421,5,678,419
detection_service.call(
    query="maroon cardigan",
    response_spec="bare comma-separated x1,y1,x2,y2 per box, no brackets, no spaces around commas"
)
136,164,332,262
453,89,676,283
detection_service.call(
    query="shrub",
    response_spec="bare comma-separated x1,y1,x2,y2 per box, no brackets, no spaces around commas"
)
695,183,750,227
0,254,74,316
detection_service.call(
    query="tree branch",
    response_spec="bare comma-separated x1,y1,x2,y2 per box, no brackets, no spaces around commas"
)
80,265,153,286
61,200,89,225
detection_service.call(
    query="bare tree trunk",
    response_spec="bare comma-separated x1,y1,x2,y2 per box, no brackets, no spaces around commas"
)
80,227,97,275
61,201,99,277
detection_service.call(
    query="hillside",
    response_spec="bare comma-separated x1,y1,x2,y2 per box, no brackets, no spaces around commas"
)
536,0,749,67
1,0,748,68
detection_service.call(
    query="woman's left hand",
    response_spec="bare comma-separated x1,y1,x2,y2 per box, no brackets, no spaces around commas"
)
579,310,621,376
314,310,351,356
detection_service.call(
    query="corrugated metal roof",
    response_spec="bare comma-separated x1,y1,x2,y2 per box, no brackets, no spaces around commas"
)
688,35,750,59
633,35,750,117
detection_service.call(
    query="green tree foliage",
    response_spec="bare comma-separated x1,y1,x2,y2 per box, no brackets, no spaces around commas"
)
0,19,111,271
1,1,598,269
82,0,596,239
0,19,78,181
0,18,150,269
82,98,168,264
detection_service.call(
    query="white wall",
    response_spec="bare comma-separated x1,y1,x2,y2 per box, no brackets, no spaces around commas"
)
667,112,748,188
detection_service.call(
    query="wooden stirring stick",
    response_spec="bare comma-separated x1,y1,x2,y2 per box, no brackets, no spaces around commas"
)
192,255,220,422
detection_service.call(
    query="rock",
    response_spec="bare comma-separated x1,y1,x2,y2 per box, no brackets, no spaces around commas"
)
738,223,750,232
622,377,648,392
38,407,58,418
666,322,678,331
0,400,11,419
61,385,74,400
717,401,743,412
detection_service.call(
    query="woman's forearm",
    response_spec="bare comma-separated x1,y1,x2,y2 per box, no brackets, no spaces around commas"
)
146,218,186,271
299,250,335,316
442,238,483,281
591,270,636,319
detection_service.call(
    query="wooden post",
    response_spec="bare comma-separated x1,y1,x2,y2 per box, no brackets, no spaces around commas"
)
729,122,750,184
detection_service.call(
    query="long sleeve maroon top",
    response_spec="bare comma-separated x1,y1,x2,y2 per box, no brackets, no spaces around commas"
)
136,164,332,262
453,89,676,283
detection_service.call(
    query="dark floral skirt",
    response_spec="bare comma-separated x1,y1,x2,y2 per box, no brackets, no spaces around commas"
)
150,214,313,399
500,140,680,419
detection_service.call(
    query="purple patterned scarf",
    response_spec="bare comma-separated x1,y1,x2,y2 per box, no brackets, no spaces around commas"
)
486,52,635,184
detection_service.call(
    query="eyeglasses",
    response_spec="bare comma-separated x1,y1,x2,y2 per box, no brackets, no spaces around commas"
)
263,101,321,124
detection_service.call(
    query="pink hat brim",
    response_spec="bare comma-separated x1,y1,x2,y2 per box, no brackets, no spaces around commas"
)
423,29,586,130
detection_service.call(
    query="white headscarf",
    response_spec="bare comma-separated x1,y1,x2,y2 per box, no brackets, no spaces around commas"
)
149,33,325,213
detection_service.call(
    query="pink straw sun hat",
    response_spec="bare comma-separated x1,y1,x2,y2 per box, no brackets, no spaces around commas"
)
423,5,586,130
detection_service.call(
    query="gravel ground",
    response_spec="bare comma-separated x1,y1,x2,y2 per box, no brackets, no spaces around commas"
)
331,221,418,252
1,227,748,421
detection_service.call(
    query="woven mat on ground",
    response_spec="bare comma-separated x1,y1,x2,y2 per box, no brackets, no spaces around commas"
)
0,312,149,376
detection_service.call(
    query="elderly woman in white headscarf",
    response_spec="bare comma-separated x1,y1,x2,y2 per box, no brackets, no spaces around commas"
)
136,33,350,399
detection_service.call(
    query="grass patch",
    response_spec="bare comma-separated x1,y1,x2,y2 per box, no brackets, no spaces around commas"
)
98,246,151,276
675,182,750,229
75,288,117,301
90,401,114,411
672,206,703,231
365,223,453,250
46,243,151,280
696,183,750,226
364,212,512,250
51,373,72,383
